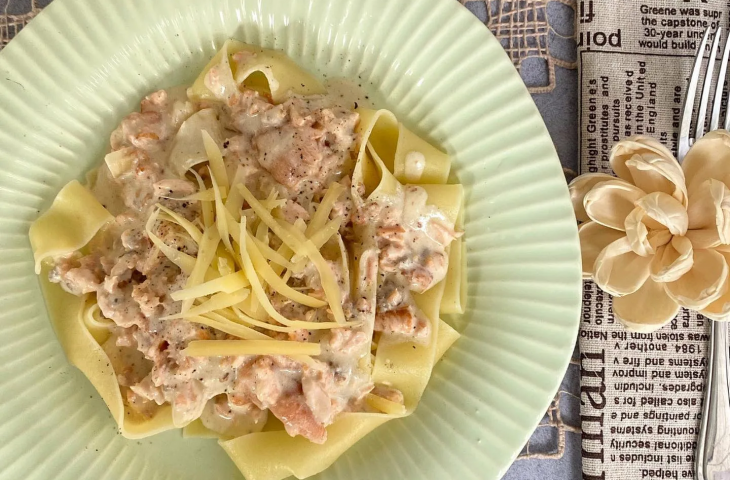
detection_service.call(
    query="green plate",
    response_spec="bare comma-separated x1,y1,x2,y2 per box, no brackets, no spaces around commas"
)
0,0,581,479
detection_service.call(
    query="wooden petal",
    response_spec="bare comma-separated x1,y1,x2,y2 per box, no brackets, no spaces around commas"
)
701,252,730,320
664,248,729,310
685,228,721,249
594,237,652,296
648,230,672,250
613,278,680,332
568,173,619,222
579,222,625,278
650,236,693,283
635,192,688,236
683,130,730,195
700,309,730,321
610,137,686,206
584,180,646,231
624,207,652,256
687,179,730,244
611,137,676,180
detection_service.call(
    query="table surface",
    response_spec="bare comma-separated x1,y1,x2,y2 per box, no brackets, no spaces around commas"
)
1,0,582,478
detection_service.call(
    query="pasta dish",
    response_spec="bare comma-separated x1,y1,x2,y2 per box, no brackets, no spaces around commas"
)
29,40,465,480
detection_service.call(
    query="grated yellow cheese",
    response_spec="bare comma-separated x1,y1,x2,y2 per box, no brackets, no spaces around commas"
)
245,232,326,308
238,184,346,323
181,227,221,312
146,210,197,275
290,216,342,269
183,339,321,357
365,393,407,416
155,204,203,243
171,272,249,301
163,288,250,320
306,182,344,236
186,314,269,341
165,186,226,202
250,237,295,270
201,130,229,190
210,167,235,257
190,169,214,228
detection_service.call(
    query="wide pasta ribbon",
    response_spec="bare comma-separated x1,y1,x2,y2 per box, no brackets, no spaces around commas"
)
353,109,465,314
31,43,468,480
219,109,464,480
29,180,113,274
219,317,460,480
188,39,326,103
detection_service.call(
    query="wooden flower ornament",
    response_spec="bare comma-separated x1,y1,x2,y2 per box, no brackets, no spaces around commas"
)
570,132,730,332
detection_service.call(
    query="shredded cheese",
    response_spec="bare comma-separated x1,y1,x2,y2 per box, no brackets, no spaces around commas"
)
155,204,203,243
245,233,326,308
275,219,347,324
250,237,295,269
181,227,221,312
163,288,250,320
236,294,268,321
171,272,249,301
217,256,236,275
238,218,356,329
147,231,197,275
145,210,197,275
238,184,346,323
290,216,342,268
281,269,293,284
238,217,304,327
270,243,295,276
238,184,305,253
201,130,229,189
186,314,268,341
190,169,214,228
231,305,345,331
225,166,246,219
366,393,407,416
224,208,241,245
209,167,235,256
309,217,343,249
202,310,271,337
255,221,269,243
230,307,301,333
183,339,321,357
162,187,227,202
206,310,317,367
306,182,344,236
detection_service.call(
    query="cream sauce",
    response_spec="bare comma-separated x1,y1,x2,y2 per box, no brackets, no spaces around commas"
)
48,73,456,443
404,151,426,182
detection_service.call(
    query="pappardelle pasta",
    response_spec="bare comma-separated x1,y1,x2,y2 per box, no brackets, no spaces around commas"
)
30,40,466,480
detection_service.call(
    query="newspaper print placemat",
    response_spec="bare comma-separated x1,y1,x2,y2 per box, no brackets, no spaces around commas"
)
578,1,730,479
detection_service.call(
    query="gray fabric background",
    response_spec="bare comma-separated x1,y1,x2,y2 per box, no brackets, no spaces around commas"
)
0,0,581,478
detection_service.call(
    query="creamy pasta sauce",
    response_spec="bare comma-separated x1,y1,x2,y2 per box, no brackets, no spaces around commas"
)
47,65,459,443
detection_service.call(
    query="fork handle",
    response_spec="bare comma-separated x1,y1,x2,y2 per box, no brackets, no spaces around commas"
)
697,321,730,480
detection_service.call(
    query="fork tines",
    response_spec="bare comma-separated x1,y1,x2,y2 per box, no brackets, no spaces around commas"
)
678,26,730,162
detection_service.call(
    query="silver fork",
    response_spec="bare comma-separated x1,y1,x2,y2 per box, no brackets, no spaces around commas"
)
680,26,730,480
